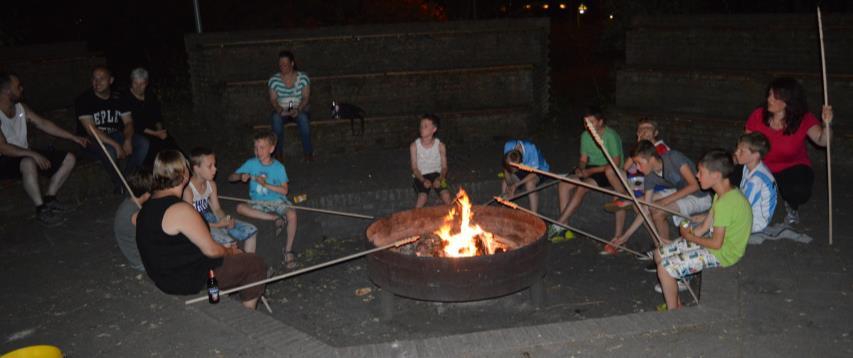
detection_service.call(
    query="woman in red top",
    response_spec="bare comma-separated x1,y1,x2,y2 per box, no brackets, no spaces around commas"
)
745,77,833,225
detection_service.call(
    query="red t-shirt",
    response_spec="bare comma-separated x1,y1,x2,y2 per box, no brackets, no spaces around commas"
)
745,108,820,173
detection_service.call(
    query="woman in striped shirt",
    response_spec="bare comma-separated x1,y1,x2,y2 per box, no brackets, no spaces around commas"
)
268,50,313,162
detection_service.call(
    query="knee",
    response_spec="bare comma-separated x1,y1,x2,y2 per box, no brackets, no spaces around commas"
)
19,158,36,173
63,153,76,167
286,209,297,222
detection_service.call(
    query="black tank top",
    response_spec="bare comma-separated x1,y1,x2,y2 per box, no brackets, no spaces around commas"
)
136,196,223,295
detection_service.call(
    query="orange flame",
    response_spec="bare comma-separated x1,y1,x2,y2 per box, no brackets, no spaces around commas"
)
435,189,508,257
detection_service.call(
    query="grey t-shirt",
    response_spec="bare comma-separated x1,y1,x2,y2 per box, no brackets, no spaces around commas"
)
113,198,145,271
643,150,708,197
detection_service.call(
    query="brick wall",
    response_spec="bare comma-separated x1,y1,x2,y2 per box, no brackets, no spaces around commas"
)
184,18,550,157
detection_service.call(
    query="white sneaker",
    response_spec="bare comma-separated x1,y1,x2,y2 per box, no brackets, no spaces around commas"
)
784,202,799,225
637,250,654,261
654,280,688,293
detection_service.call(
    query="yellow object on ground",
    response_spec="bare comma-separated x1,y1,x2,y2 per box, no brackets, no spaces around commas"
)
2,345,63,358
549,229,575,243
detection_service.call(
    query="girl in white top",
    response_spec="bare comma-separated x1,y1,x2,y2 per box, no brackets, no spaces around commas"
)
409,114,451,208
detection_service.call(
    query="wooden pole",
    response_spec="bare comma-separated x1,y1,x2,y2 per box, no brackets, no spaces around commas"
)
218,195,374,220
509,162,688,219
583,118,665,246
86,126,140,208
818,6,834,245
483,173,564,206
186,236,420,305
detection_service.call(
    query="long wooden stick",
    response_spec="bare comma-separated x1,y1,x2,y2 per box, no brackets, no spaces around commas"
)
496,197,647,257
509,162,688,219
584,119,665,247
186,236,419,305
219,195,374,220
483,173,564,206
86,126,140,208
818,6,833,245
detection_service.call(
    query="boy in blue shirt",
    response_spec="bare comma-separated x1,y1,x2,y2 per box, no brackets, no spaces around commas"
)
502,139,550,213
229,131,298,269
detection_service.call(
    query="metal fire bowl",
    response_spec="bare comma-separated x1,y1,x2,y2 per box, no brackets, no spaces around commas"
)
366,205,548,302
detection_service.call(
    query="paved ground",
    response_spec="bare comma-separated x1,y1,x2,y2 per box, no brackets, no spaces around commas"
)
1,121,852,357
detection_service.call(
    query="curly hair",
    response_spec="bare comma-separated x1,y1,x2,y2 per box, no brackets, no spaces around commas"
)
763,77,809,136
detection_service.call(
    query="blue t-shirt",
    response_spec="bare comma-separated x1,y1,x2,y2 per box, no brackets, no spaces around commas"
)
235,158,289,201
503,140,550,171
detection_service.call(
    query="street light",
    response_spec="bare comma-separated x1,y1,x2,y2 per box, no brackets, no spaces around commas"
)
578,3,587,15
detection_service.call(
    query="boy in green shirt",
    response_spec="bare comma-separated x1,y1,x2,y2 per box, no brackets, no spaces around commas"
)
654,149,752,310
552,106,626,239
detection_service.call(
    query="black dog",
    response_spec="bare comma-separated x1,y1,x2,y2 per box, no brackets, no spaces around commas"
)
331,101,366,136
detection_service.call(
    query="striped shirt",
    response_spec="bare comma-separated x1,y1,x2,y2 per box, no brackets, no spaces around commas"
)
268,72,310,110
740,162,777,233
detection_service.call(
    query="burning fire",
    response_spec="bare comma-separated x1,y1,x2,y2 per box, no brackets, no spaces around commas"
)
435,189,508,257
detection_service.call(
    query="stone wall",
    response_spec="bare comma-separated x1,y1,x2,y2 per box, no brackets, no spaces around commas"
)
185,18,550,157
611,14,853,161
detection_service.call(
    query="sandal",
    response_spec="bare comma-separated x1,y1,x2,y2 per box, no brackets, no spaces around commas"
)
283,251,297,269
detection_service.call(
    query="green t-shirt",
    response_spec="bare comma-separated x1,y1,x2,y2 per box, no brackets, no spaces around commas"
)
708,189,753,267
580,127,623,167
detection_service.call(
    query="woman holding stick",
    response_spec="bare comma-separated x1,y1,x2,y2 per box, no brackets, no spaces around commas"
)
745,77,832,225
136,150,267,310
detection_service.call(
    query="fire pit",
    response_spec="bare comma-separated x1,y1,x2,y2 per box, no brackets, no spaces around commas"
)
366,190,548,319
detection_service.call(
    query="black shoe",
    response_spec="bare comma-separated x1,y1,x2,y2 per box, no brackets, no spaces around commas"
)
45,200,74,214
644,261,657,273
37,209,66,227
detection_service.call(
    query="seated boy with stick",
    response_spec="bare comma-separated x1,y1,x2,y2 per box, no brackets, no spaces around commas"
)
551,106,625,240
410,114,452,208
113,170,152,271
733,133,777,234
228,131,298,269
185,147,259,253
502,139,550,214
654,150,752,310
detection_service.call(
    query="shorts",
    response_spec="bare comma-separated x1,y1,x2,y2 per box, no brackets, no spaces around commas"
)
510,171,545,185
413,172,450,194
655,189,712,226
587,172,610,188
0,148,68,180
658,238,721,279
203,212,258,246
250,198,293,217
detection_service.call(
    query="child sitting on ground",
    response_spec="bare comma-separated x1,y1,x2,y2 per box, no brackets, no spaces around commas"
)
410,114,451,208
228,131,298,269
605,117,670,212
654,149,752,310
551,106,625,240
113,170,152,271
502,139,550,214
734,132,777,234
184,147,259,253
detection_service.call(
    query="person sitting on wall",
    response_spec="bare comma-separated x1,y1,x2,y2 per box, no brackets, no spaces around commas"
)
124,68,182,167
0,73,89,226
268,50,314,162
75,66,148,194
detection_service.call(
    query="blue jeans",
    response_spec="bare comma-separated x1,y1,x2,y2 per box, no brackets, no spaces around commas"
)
270,111,313,156
85,131,149,189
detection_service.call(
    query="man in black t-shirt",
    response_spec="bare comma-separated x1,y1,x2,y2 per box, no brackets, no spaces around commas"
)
76,66,149,193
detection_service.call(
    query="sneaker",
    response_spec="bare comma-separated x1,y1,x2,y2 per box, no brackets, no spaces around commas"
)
603,199,632,213
547,224,565,239
654,280,689,293
45,200,73,214
784,202,799,225
637,250,654,261
644,261,657,272
599,244,620,255
37,209,65,227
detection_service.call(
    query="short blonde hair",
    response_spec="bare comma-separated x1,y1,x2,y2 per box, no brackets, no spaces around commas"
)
152,150,189,190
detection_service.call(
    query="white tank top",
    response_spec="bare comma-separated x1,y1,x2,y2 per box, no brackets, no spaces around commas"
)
0,103,28,156
415,138,442,175
188,180,213,214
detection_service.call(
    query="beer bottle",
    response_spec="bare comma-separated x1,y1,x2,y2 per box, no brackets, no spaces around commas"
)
207,269,220,304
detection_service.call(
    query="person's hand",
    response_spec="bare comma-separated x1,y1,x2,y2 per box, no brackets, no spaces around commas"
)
122,140,133,157
432,178,442,189
225,215,235,229
822,105,833,126
155,129,168,140
72,135,89,147
678,224,693,238
111,142,127,159
225,245,242,256
30,152,51,170
240,173,250,182
507,183,518,196
288,108,299,117
255,175,267,187
422,179,432,189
